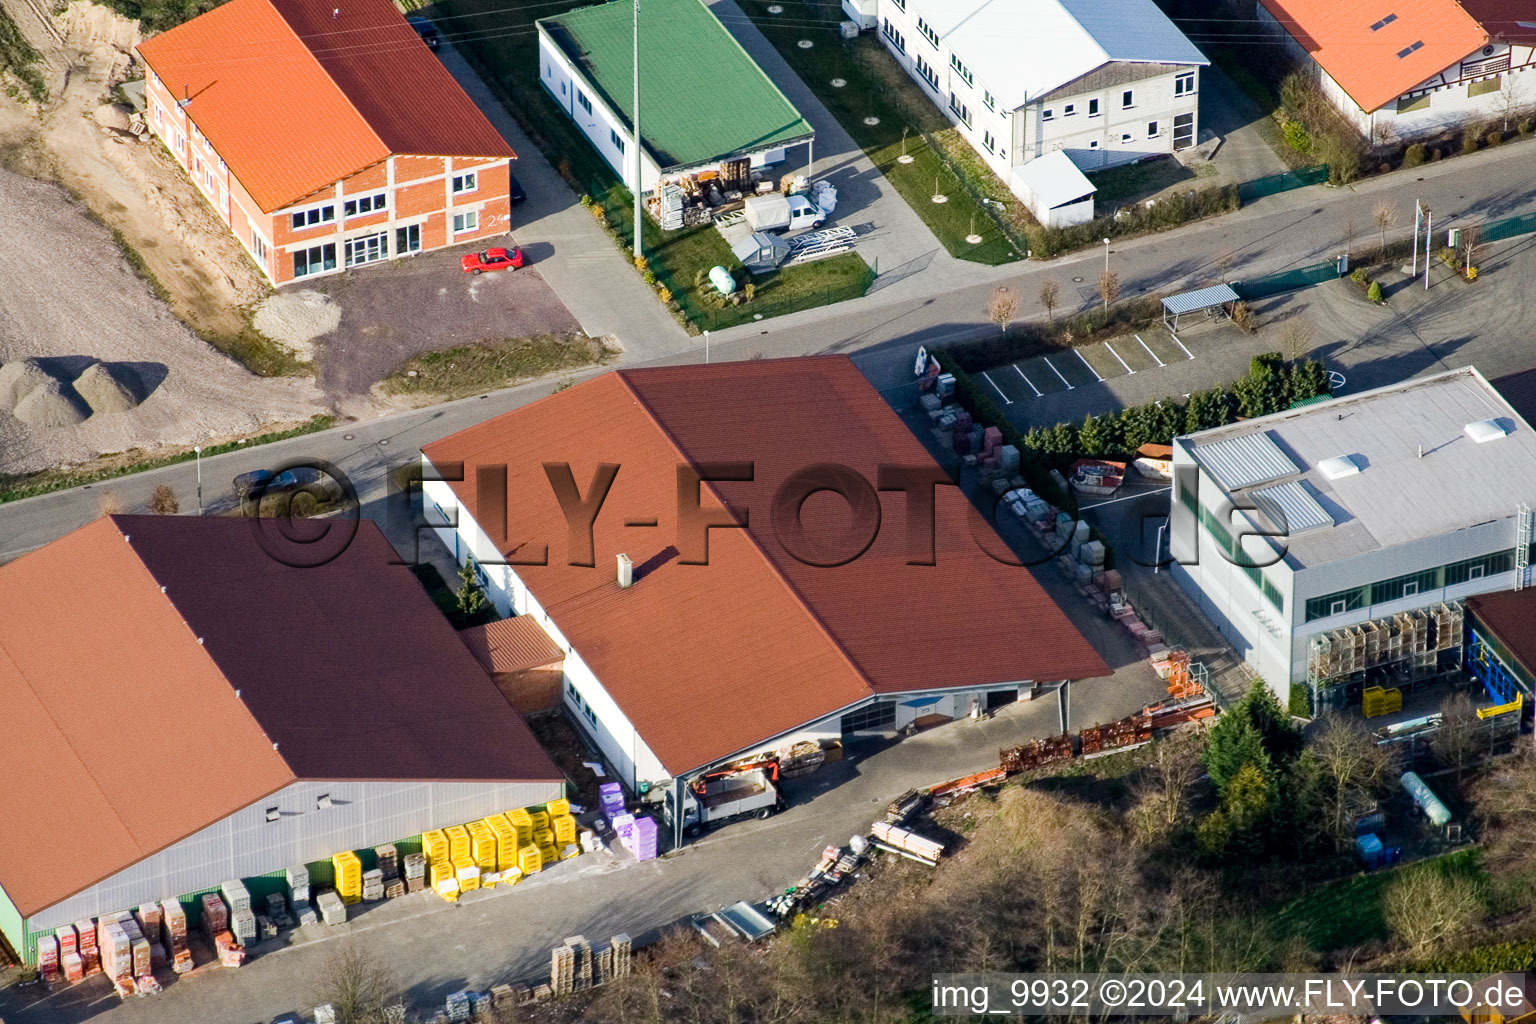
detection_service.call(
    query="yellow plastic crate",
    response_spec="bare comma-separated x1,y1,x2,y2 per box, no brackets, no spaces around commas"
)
528,810,550,832
517,844,543,876
506,808,533,845
423,829,449,868
537,843,559,867
552,814,577,844
533,827,555,849
454,859,480,892
545,798,570,818
486,814,519,871
467,820,498,870
445,824,470,863
430,861,457,894
500,867,523,886
332,851,362,904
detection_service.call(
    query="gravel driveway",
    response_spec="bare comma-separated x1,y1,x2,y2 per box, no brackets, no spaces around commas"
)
308,246,582,398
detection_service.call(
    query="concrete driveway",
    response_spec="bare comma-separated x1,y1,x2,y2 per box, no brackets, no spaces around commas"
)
1197,66,1291,186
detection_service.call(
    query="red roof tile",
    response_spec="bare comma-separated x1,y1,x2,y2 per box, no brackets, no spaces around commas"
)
422,357,1109,776
0,515,557,919
1258,0,1487,112
459,617,565,675
135,0,514,212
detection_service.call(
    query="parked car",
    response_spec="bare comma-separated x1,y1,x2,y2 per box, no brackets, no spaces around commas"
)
460,246,525,274
507,171,526,205
406,15,439,49
232,467,343,504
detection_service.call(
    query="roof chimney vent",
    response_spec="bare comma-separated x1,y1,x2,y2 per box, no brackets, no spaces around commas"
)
617,553,633,589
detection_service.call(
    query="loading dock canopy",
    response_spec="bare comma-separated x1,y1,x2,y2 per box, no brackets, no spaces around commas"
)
1162,283,1239,331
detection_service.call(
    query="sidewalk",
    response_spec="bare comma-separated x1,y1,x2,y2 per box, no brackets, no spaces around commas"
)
435,43,689,361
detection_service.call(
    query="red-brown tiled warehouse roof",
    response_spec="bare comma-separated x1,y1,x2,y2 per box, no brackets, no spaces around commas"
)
135,0,514,212
422,356,1109,777
0,516,558,919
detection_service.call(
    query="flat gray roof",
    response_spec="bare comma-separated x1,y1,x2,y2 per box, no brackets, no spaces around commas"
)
1183,368,1536,566
1162,284,1239,316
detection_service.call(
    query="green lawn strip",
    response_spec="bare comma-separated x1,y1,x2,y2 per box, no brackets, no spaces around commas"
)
381,333,615,399
735,3,1021,264
433,0,874,327
0,415,335,504
1086,155,1196,205
1268,848,1486,954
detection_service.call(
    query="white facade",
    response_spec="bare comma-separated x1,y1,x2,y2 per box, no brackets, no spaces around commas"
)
875,0,1205,190
28,777,561,931
1257,4,1536,142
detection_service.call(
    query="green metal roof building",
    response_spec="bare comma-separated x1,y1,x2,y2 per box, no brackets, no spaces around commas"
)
536,0,814,192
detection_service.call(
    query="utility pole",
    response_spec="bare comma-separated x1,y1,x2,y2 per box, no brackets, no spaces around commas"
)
632,0,643,262
1423,208,1432,291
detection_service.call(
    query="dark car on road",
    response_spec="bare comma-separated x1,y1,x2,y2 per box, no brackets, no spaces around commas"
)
508,171,526,205
407,15,439,49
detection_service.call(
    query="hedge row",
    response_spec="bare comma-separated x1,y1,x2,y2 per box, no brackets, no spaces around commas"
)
1026,184,1241,260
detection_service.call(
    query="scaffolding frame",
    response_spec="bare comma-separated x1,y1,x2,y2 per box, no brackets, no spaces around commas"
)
1308,601,1465,712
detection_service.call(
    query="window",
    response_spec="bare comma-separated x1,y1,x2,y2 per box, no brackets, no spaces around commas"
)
983,89,995,111
609,128,626,153
1064,103,1076,116
316,793,333,810
251,230,267,263
915,54,939,91
290,205,335,231
882,18,905,51
948,93,971,126
265,806,280,823
1147,120,1160,138
1089,139,1100,149
916,16,939,47
1042,108,1055,120
982,130,996,153
292,243,336,278
1305,588,1366,622
1469,76,1502,97
451,171,478,194
1122,89,1134,108
1371,568,1440,604
841,700,897,734
453,210,479,234
577,88,593,115
950,54,973,86
396,223,421,255
1262,578,1284,612
1397,92,1431,113
343,192,386,217
344,232,389,268
175,133,185,153
1370,12,1398,29
1445,550,1513,586
1121,132,1132,143
1395,40,1424,58
154,103,163,126
1175,70,1196,96
1088,97,1100,117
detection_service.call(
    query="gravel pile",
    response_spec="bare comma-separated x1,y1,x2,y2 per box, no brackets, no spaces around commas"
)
73,361,140,414
253,290,341,362
14,379,90,427
0,359,54,410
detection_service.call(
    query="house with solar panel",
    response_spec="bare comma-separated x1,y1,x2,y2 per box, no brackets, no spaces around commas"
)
536,0,814,195
1169,367,1536,712
1255,0,1536,142
871,0,1207,198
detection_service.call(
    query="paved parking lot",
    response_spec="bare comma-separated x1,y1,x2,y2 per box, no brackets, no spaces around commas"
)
976,326,1198,411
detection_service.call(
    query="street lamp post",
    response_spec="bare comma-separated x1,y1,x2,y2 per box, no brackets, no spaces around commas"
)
704,330,710,364
1103,237,1111,273
194,445,203,515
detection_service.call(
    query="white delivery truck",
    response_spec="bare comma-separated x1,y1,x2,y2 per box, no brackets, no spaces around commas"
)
665,760,786,838
742,181,838,235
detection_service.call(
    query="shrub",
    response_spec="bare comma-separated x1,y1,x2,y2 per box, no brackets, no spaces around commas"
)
1282,120,1312,153
1430,146,1444,161
1317,131,1364,184
642,270,657,285
634,255,649,272
657,285,672,303
1025,183,1239,258
1403,143,1427,167
1467,266,1479,281
1519,118,1534,136
1487,130,1503,147
1350,267,1367,285
1367,280,1383,303
1463,133,1481,155
694,268,708,288
579,194,594,207
744,282,756,302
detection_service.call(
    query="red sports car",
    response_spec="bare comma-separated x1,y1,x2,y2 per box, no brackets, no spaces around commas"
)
460,247,525,274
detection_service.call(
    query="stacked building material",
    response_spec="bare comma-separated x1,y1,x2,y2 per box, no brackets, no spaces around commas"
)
870,821,945,863
295,899,320,926
487,814,519,873
445,825,471,864
37,933,60,983
316,890,347,926
362,868,385,902
404,851,427,890
446,989,472,1022
133,903,165,968
468,820,498,873
999,735,1074,774
423,829,450,872
200,892,229,941
615,815,657,861
314,1004,337,1024
374,844,399,881
98,918,132,983
159,898,190,973
1363,686,1403,717
332,851,363,904
517,843,543,877
285,864,310,907
455,859,480,893
599,782,625,820
131,934,150,978
231,906,256,946
385,877,406,899
75,917,101,976
214,930,244,967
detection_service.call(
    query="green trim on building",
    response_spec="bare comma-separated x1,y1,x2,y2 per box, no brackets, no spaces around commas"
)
538,0,814,170
1305,549,1519,622
1,880,25,964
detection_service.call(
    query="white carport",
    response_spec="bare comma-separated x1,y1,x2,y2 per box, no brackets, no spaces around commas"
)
1009,151,1096,228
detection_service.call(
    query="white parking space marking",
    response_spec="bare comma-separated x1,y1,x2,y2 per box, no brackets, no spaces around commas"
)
1103,342,1135,375
981,370,1013,404
1168,329,1194,360
1012,364,1042,397
1043,356,1073,390
1076,349,1104,382
1136,334,1165,367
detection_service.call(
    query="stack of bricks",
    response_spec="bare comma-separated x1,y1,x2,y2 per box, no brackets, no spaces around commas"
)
161,898,192,974
37,932,60,984
362,868,385,902
134,902,165,969
404,852,427,893
56,924,84,983
74,918,100,976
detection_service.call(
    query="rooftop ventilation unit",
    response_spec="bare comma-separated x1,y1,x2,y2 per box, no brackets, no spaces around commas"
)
1318,455,1361,480
1465,419,1508,443
617,553,633,589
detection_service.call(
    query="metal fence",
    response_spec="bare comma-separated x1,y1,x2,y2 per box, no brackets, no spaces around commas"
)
1237,164,1329,203
1484,209,1536,242
1231,260,1338,301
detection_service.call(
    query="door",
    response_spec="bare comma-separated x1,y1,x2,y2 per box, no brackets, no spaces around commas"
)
1173,112,1195,150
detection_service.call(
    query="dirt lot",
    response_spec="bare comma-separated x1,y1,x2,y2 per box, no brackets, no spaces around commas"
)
305,246,582,398
0,168,322,475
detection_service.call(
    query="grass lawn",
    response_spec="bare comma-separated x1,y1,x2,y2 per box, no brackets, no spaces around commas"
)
381,333,615,400
428,0,873,330
1268,848,1485,954
1086,155,1196,204
736,1,1024,265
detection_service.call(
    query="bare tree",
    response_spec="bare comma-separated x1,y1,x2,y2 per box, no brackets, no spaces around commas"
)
1038,278,1060,323
1130,733,1206,843
1372,200,1398,258
1098,269,1120,312
1311,713,1395,843
1280,322,1312,365
148,484,179,515
1476,753,1536,873
1496,74,1527,132
988,285,1020,335
96,490,122,518
1432,692,1483,781
1460,223,1483,276
1215,249,1235,284
312,940,399,1024
1342,217,1357,258
1381,867,1483,956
